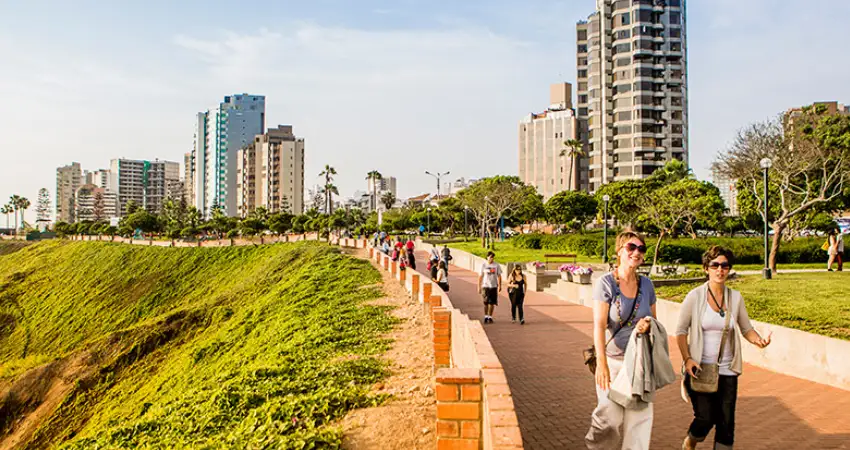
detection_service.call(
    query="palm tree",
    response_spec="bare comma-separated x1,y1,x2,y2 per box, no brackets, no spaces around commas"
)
366,170,382,212
381,191,396,211
8,195,22,232
1,204,12,231
16,197,30,232
560,139,585,191
319,165,337,214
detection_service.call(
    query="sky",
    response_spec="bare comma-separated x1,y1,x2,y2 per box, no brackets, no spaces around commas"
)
2,0,850,224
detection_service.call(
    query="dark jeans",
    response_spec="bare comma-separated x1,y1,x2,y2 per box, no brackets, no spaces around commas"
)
509,290,524,321
686,374,738,448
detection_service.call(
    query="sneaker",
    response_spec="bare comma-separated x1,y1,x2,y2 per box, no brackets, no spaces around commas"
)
511,318,516,323
520,319,525,325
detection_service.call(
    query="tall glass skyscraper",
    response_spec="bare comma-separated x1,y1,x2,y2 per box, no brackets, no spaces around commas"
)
192,94,265,217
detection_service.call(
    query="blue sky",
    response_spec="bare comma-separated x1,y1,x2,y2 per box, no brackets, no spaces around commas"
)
2,0,850,223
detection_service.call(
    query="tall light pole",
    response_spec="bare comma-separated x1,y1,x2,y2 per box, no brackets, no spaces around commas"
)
602,194,610,264
425,171,450,198
760,158,773,280
427,207,432,236
464,206,469,241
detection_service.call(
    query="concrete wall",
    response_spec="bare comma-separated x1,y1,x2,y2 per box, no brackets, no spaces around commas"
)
435,243,850,393
371,242,523,449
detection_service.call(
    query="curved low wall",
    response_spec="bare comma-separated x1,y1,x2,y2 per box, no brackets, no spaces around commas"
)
369,242,523,450
437,244,850,393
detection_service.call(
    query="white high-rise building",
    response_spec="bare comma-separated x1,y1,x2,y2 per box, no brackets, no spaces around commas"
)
576,0,688,192
109,158,180,216
192,94,266,216
519,83,582,200
56,162,83,223
712,169,738,216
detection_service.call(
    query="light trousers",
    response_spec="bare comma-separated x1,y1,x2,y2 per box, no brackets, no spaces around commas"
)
585,357,654,450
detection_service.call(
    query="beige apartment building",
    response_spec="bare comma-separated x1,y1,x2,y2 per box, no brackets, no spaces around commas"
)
237,125,305,217
56,162,83,223
577,0,688,192
519,83,582,200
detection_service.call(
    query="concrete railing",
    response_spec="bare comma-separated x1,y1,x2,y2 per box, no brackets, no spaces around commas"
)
433,244,850,393
362,242,522,450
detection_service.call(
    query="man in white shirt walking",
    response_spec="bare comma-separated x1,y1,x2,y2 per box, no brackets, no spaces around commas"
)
478,251,502,323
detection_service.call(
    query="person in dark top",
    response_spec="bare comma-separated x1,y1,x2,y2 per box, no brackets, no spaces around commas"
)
406,246,416,270
506,265,527,324
441,244,452,274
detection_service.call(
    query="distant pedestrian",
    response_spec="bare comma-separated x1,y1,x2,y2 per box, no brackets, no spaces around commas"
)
441,244,452,274
506,265,527,324
406,238,415,253
827,229,839,271
434,260,449,292
677,246,772,450
478,251,502,324
419,225,425,236
406,247,417,270
837,229,845,271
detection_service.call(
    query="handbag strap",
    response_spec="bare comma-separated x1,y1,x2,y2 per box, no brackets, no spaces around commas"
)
715,287,733,363
605,273,642,347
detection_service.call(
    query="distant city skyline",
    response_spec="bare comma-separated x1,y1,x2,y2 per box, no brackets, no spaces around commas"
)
3,1,850,223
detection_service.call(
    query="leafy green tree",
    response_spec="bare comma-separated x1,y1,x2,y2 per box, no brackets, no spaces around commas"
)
267,212,293,237
320,165,338,215
457,176,528,247
123,209,160,239
503,185,544,230
639,179,715,267
1,204,13,230
545,191,598,233
681,181,726,238
715,106,850,270
595,179,658,228
125,199,141,215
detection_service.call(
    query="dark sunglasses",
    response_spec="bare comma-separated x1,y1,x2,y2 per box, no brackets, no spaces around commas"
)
625,243,647,254
708,262,732,270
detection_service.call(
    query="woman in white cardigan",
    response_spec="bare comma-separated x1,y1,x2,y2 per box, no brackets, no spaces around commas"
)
676,246,772,450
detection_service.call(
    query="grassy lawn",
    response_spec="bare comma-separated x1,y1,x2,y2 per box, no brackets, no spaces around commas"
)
655,272,850,341
0,241,395,448
447,239,599,264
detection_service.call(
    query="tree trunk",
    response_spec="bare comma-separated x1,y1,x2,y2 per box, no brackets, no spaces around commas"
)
568,156,575,191
651,230,666,270
480,221,486,248
768,222,786,272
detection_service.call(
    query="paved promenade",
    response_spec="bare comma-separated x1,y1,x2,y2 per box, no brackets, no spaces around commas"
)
414,253,850,449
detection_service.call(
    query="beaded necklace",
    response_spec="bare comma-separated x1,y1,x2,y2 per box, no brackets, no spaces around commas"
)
613,269,641,327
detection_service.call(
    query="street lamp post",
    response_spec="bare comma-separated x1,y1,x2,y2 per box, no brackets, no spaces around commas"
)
464,206,469,241
425,170,450,198
760,158,773,280
427,207,432,236
602,194,610,264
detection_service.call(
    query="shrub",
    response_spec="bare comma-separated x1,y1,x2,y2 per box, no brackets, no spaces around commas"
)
512,233,826,264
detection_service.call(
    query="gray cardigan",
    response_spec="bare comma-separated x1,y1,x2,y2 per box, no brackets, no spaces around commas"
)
675,283,755,375
609,317,676,409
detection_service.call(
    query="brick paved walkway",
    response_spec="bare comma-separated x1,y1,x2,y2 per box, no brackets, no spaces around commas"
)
414,254,850,449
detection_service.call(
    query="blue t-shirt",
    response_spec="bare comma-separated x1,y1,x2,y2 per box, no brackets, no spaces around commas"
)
593,272,656,357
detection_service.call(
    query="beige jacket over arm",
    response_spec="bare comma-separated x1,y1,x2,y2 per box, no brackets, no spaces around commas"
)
675,283,755,375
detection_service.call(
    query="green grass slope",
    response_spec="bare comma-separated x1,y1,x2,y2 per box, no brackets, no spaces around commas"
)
0,241,395,449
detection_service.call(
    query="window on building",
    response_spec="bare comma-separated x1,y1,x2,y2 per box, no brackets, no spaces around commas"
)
669,12,681,24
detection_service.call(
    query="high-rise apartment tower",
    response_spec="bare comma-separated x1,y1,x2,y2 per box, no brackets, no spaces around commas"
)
236,125,305,217
576,0,688,192
192,94,266,217
519,83,582,200
56,162,83,223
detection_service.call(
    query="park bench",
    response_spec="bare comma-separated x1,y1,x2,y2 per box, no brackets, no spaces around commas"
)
544,253,577,270
661,259,682,276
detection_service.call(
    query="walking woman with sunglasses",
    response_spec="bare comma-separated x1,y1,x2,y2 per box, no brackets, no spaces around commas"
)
586,231,658,450
677,246,772,450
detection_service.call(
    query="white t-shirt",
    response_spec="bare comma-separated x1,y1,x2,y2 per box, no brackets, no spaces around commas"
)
480,263,502,288
701,307,735,376
838,233,845,252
